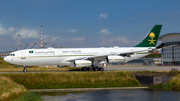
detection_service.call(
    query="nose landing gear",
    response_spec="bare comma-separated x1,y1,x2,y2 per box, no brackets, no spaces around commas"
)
23,66,27,73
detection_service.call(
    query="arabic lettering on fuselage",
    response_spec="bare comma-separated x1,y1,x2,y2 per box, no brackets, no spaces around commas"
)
34,51,55,55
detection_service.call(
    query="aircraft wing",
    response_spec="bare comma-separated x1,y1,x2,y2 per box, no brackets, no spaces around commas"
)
65,54,110,61
66,48,154,62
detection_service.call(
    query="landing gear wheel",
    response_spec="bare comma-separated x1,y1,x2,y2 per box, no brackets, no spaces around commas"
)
94,68,98,71
23,66,27,73
81,67,87,71
99,67,104,71
23,69,27,73
87,67,92,71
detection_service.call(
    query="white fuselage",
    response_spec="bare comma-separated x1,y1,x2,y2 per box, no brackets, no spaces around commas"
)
4,47,150,67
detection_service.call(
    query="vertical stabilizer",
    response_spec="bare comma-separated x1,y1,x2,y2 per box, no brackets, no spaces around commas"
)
135,25,162,47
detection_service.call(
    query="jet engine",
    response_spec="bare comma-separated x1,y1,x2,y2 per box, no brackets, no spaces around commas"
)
106,56,125,63
73,60,92,67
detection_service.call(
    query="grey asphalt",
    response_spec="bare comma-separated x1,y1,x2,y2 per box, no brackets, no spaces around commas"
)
104,65,180,71
0,66,179,73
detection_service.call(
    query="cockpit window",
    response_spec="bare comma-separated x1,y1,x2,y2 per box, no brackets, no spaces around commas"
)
9,54,15,56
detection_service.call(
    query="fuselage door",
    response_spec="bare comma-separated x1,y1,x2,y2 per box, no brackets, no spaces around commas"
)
21,51,26,59
58,51,62,58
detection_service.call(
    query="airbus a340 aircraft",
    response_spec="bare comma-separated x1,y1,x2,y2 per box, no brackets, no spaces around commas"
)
4,25,162,72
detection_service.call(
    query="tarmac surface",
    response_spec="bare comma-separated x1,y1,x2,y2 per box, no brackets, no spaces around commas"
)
104,65,180,71
0,66,180,73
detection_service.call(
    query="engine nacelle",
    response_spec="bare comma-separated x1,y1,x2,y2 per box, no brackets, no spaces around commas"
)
74,60,92,67
106,56,125,63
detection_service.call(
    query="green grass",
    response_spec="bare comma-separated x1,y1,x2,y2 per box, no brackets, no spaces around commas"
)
0,76,42,101
133,71,180,76
149,73,180,91
0,71,141,89
0,76,27,101
162,73,180,90
13,92,41,101
149,83,163,89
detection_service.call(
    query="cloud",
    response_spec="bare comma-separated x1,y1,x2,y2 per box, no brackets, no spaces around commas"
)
43,36,85,43
97,13,108,20
51,36,60,42
13,27,39,39
42,35,50,39
96,36,132,46
68,29,78,33
42,35,61,43
72,37,86,41
0,23,15,35
116,36,130,44
58,29,78,33
58,29,66,32
128,18,133,20
99,13,108,19
119,18,133,22
97,29,112,35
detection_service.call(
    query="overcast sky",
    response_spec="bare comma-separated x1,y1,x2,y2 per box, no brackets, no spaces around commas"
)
0,0,180,50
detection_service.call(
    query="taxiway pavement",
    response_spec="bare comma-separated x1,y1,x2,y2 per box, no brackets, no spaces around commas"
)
104,66,180,71
0,66,179,73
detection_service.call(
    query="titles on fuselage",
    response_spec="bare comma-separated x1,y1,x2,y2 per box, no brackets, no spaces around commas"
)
28,50,82,55
29,51,55,55
62,50,81,53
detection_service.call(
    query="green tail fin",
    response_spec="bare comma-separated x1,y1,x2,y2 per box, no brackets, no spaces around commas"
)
134,25,162,47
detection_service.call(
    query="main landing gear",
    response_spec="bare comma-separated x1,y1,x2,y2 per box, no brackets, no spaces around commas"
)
92,66,104,71
23,66,27,73
81,66,104,71
81,67,92,71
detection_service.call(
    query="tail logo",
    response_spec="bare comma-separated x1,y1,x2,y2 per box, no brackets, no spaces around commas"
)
148,32,156,45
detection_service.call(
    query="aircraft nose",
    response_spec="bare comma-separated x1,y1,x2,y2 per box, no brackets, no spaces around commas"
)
4,57,10,63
